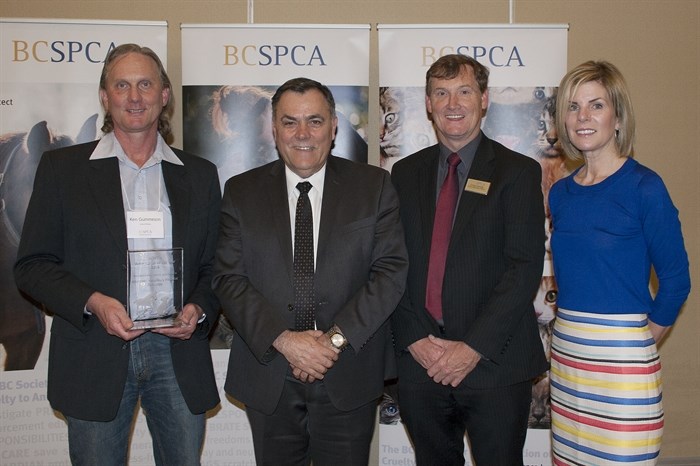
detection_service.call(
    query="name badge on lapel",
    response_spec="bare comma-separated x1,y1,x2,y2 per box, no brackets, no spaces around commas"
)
465,178,490,195
127,211,165,239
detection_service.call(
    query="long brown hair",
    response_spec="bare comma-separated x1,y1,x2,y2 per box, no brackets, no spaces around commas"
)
99,43,173,140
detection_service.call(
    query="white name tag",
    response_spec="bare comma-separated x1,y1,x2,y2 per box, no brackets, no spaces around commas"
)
127,211,165,239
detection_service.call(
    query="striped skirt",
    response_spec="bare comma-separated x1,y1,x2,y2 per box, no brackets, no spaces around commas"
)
550,309,664,465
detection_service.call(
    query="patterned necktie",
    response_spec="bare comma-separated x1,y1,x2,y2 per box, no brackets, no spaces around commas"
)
293,181,315,330
425,153,461,321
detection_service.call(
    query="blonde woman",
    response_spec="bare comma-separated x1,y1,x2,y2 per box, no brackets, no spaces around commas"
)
548,61,690,465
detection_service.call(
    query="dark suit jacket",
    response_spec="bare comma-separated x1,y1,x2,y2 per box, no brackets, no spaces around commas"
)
391,135,548,388
213,156,408,415
14,140,221,421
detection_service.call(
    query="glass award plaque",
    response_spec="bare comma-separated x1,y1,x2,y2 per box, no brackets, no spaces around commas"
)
127,248,183,330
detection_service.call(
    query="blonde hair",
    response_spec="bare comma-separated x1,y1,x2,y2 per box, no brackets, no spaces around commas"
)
555,60,635,161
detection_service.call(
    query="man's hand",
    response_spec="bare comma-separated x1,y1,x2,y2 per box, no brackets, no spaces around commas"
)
86,291,144,341
153,303,203,340
274,330,338,383
408,336,445,370
291,332,342,382
425,335,481,387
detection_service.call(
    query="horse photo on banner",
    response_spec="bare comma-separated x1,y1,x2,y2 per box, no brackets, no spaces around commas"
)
377,23,568,466
180,23,370,465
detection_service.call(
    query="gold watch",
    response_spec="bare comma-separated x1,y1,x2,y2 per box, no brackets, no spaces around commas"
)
326,325,348,351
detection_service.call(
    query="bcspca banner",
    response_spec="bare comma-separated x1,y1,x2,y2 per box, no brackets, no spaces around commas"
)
377,23,568,466
180,23,370,465
0,17,166,465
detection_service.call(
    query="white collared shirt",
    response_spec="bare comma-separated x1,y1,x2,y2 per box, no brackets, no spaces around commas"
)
285,164,326,269
89,132,182,252
87,134,206,321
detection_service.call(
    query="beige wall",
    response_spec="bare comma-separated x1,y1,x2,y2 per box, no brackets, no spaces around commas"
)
3,0,699,460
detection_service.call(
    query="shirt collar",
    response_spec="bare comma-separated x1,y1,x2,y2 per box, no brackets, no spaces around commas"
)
285,163,327,198
89,132,183,167
439,131,482,166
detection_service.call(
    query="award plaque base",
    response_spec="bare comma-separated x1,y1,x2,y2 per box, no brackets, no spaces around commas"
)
130,314,180,330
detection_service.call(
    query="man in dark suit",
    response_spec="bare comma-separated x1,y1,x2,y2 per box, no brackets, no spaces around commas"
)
14,44,220,465
213,77,408,466
391,54,547,465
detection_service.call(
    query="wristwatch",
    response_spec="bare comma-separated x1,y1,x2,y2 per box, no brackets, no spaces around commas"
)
326,325,348,351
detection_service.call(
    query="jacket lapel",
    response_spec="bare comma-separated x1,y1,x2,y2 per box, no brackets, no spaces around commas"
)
162,161,188,249
316,156,341,270
88,157,128,257
418,147,440,256
450,136,496,246
266,160,294,283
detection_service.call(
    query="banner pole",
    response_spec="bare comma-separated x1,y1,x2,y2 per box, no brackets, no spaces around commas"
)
509,0,514,23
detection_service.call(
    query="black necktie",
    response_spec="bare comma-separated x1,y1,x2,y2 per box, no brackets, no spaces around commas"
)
293,181,315,330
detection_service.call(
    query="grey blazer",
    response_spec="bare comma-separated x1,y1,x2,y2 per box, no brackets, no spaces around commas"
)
213,156,408,414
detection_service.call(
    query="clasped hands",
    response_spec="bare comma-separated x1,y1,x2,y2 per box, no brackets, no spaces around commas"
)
408,335,481,387
86,291,203,341
273,330,339,384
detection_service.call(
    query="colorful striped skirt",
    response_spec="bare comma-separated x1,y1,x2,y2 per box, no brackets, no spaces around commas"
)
550,309,664,465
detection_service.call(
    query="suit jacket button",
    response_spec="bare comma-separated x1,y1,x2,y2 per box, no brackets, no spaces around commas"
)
287,304,294,312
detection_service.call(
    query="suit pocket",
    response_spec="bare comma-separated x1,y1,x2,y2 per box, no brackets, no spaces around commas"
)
51,315,90,340
328,216,376,267
337,216,375,235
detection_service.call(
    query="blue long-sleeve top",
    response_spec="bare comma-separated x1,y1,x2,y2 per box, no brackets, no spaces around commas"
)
550,157,690,326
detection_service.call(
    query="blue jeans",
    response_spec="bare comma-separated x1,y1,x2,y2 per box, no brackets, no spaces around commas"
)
65,332,205,466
